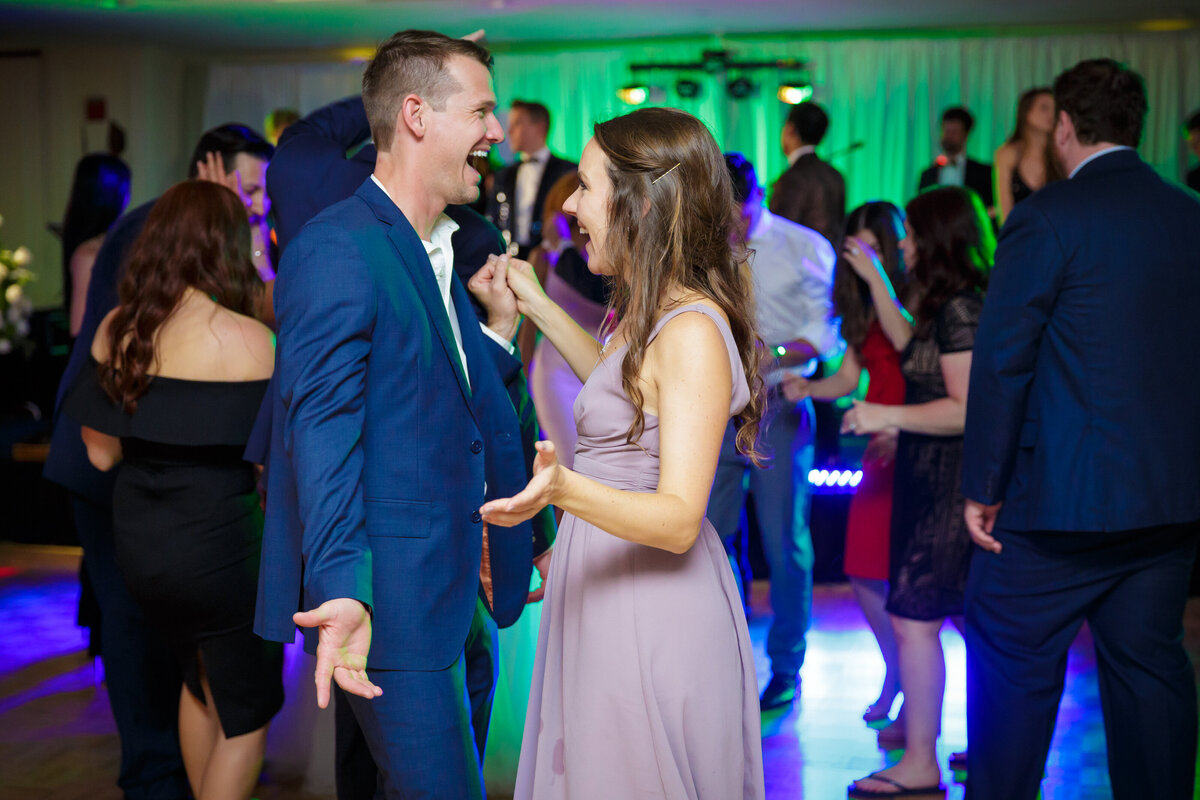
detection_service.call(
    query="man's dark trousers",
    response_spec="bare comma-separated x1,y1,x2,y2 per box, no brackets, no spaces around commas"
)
965,521,1200,799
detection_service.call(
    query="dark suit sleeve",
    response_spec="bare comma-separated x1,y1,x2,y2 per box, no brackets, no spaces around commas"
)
274,221,375,608
479,328,558,556
918,165,935,194
962,201,1065,504
267,96,373,255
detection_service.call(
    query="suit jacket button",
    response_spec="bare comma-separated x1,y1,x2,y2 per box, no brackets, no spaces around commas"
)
470,440,483,454
471,510,482,524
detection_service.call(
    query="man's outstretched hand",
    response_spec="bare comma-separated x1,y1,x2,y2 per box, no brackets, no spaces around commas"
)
293,597,382,709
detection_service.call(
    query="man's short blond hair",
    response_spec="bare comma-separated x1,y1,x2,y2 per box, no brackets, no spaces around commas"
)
362,29,493,151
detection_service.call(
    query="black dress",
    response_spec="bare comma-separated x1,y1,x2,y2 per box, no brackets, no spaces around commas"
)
1011,167,1035,207
65,357,283,736
886,293,983,621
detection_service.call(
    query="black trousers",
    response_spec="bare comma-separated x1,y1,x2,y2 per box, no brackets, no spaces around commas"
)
71,493,188,799
334,598,499,800
965,520,1200,800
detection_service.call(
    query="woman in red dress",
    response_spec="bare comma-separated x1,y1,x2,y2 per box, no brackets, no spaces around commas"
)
783,201,909,725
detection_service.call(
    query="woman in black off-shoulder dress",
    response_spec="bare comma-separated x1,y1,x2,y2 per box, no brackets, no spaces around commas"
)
65,180,281,800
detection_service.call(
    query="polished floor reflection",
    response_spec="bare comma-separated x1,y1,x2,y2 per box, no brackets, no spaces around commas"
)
1,542,1195,799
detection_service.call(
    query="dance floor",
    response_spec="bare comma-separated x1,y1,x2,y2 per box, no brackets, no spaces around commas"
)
2,541,1198,799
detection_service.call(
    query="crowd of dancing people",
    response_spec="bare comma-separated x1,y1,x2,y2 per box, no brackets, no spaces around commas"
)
43,25,1200,800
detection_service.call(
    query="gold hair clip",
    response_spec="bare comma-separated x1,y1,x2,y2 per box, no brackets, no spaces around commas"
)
652,162,681,185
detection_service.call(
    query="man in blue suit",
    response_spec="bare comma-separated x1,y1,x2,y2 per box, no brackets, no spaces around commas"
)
254,31,536,798
259,89,554,798
962,58,1200,799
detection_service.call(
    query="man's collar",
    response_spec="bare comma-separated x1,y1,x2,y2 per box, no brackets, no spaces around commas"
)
787,145,816,166
747,207,773,241
519,146,551,164
1069,145,1134,179
424,213,459,250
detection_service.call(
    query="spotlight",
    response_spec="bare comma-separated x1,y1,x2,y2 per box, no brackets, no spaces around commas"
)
777,83,813,105
675,78,702,99
726,76,755,99
617,84,649,105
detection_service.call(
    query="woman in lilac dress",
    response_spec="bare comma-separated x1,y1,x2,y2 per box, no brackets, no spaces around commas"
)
479,107,766,799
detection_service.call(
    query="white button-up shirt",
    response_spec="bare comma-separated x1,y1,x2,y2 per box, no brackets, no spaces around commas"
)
745,209,842,387
937,153,968,187
515,146,550,246
370,176,514,390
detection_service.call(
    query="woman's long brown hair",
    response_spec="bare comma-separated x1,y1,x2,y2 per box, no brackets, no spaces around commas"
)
832,201,907,349
591,107,766,464
100,180,260,411
903,186,992,338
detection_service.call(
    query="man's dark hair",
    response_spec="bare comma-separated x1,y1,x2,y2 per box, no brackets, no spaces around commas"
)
942,106,975,133
724,152,759,204
511,100,551,133
186,124,273,178
362,29,493,151
1053,58,1147,147
1185,109,1200,133
786,102,830,146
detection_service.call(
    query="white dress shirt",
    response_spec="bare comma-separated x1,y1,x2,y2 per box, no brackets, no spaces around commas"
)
786,144,816,167
1069,145,1133,178
937,153,968,187
515,145,551,246
370,176,515,390
745,210,842,387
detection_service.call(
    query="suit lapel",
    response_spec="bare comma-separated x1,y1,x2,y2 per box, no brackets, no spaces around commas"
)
357,179,476,410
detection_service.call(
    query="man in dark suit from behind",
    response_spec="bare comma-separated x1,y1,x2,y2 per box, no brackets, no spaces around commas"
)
769,100,846,247
1185,109,1200,192
962,59,1200,799
43,124,273,800
917,106,994,212
485,99,576,258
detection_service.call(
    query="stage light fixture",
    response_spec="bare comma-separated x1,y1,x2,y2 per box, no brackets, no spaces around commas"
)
778,83,814,105
675,78,702,99
726,76,755,99
617,84,650,105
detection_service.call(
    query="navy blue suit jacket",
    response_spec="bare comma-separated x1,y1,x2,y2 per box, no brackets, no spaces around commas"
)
255,179,534,668
963,149,1200,532
44,200,154,504
252,95,554,562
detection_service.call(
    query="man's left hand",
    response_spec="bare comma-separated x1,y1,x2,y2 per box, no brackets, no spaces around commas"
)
964,499,1004,553
527,547,552,604
469,254,520,342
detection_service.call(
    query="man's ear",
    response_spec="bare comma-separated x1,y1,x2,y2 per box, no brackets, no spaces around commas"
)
400,94,426,140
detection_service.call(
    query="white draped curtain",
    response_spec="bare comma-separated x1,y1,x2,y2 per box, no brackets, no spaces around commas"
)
204,29,1200,210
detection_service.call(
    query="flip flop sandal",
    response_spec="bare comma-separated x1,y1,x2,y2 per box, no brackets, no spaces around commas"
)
848,772,947,798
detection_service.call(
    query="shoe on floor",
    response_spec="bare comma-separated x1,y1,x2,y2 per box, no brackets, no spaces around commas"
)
847,771,946,798
948,751,967,772
759,673,798,711
863,697,896,723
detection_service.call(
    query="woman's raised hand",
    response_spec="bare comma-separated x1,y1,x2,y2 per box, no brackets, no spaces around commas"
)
479,441,562,527
842,236,884,282
500,254,547,315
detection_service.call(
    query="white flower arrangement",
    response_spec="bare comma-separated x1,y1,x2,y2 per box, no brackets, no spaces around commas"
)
0,214,35,357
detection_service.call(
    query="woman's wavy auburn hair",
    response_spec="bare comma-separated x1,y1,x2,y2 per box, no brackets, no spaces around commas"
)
591,107,766,463
100,180,260,411
904,186,992,338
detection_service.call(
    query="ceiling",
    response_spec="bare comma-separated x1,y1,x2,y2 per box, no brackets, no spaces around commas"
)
0,0,1196,51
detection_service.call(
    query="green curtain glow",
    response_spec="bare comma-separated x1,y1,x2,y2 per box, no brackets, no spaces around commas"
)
204,29,1200,212
487,30,1200,209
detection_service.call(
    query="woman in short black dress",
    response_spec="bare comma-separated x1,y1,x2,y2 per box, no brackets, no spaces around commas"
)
65,181,281,800
842,186,992,797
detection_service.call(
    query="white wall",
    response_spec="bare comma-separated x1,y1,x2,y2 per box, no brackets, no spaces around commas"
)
0,45,203,309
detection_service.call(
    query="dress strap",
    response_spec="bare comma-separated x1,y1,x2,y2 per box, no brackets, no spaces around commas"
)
648,303,750,414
